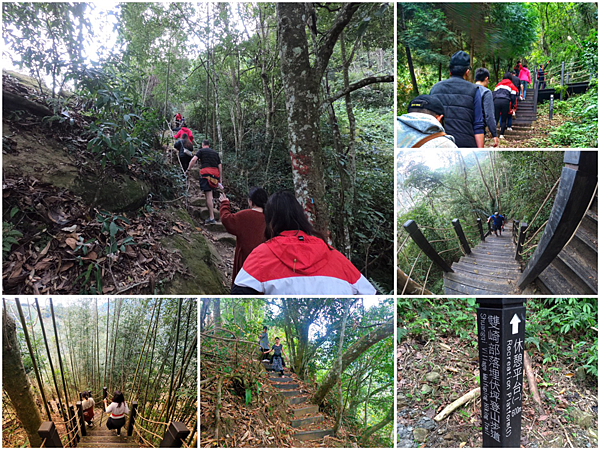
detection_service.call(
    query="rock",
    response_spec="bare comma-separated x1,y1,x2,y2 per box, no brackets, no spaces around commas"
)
190,197,207,207
415,416,436,431
425,371,440,384
214,232,236,246
396,423,414,448
421,384,433,395
570,409,594,429
397,393,408,407
576,366,587,381
443,432,454,441
73,173,150,212
455,432,470,442
412,427,428,443
587,426,598,442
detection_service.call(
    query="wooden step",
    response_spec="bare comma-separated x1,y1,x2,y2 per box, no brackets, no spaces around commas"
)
452,262,521,280
287,396,309,405
536,262,580,294
280,390,303,397
79,436,133,443
292,404,319,417
291,414,324,428
293,429,334,441
85,430,118,436
454,257,519,270
78,444,137,448
444,275,519,295
273,383,299,390
446,271,517,291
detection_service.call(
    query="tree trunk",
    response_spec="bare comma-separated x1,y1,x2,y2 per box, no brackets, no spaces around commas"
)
399,5,419,95
311,318,393,405
276,2,361,233
359,406,393,444
473,151,495,206
3,306,43,447
214,299,221,327
333,300,350,435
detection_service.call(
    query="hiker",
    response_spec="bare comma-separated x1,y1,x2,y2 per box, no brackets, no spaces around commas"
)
173,126,194,143
538,61,550,90
231,190,377,295
174,112,183,129
104,391,129,436
506,71,522,131
513,60,522,78
81,391,95,427
474,68,499,148
174,132,194,171
493,72,519,139
259,326,270,362
429,50,484,148
187,140,222,225
487,212,505,237
519,64,532,100
219,187,267,284
265,337,287,377
396,94,457,148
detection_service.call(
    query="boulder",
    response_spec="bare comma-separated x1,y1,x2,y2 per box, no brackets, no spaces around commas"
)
570,409,594,429
415,416,436,431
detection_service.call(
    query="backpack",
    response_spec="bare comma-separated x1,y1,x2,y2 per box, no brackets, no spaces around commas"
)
412,132,447,148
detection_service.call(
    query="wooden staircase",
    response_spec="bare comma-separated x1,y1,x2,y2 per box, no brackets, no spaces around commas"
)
262,361,333,442
535,196,598,294
505,94,536,142
77,408,137,448
444,221,521,295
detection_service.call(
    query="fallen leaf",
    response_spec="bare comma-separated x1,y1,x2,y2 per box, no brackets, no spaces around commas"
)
81,251,98,261
65,237,78,250
565,373,574,378
39,239,52,256
173,226,183,233
34,258,53,271
459,442,466,448
62,225,77,232
539,415,549,421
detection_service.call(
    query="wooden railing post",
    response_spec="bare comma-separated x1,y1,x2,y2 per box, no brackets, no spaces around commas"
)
38,422,63,448
76,401,86,437
103,387,107,411
533,65,539,116
160,422,190,448
127,401,138,437
452,219,471,254
477,218,485,241
403,220,453,272
512,220,520,244
515,222,528,261
518,151,598,289
69,405,80,443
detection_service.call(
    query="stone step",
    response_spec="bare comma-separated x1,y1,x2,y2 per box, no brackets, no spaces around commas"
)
190,197,207,207
213,232,236,246
205,221,226,232
280,390,303,397
291,414,324,428
287,396,309,405
269,375,294,382
192,207,220,221
85,430,118,436
273,383,299,390
292,404,319,417
293,429,334,441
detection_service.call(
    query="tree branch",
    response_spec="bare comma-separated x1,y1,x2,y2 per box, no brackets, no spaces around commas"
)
324,75,394,104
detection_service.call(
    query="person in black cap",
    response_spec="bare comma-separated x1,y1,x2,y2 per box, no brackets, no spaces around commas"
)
396,94,457,148
429,51,484,148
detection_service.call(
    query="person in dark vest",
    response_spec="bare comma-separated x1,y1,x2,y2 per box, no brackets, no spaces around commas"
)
429,51,484,148
396,94,457,148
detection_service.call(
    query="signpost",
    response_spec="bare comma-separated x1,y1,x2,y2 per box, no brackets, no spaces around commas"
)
476,298,526,448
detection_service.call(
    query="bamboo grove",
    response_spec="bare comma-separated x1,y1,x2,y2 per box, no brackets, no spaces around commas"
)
2,298,197,448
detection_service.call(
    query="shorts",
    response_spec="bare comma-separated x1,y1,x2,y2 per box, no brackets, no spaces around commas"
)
199,176,215,192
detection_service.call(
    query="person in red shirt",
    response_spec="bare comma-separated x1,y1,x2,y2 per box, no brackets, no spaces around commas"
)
219,187,268,285
173,126,193,143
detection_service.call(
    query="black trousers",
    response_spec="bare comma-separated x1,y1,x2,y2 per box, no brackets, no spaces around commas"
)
494,99,510,136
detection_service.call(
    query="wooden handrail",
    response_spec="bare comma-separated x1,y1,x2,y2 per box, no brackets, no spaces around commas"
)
518,151,598,289
515,222,528,261
403,220,453,273
452,219,471,255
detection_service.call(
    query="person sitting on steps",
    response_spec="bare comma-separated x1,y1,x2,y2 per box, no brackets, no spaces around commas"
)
231,190,377,295
220,187,267,285
187,140,222,225
265,337,286,376
104,391,129,436
81,391,95,427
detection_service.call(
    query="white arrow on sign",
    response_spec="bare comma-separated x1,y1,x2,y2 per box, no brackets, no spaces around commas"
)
510,314,521,334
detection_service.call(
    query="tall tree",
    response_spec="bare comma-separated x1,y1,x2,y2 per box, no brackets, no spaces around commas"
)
3,305,43,447
276,2,361,232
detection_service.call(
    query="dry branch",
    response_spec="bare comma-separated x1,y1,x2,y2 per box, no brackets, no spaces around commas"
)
524,351,544,415
433,387,481,422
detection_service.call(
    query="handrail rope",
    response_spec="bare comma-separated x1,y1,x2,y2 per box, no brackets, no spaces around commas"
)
40,438,47,448
62,427,79,448
133,423,155,448
438,246,460,255
521,244,538,255
401,250,423,295
525,177,561,231
136,413,169,427
421,261,434,295
398,245,415,269
428,237,456,244
136,421,165,441
420,225,453,232
397,233,411,253
523,219,549,248
54,411,78,426
181,440,190,448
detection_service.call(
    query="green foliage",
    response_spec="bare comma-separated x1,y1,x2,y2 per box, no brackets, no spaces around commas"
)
3,222,23,258
525,298,598,376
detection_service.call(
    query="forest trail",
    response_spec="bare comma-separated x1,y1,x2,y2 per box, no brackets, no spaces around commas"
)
444,221,521,295
262,361,334,443
76,409,137,448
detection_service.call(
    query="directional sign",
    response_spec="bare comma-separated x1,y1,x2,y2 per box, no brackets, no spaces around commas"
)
510,314,521,334
476,298,527,448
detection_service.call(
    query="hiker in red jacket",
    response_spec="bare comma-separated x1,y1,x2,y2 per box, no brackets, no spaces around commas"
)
173,126,194,143
493,72,519,139
231,191,377,295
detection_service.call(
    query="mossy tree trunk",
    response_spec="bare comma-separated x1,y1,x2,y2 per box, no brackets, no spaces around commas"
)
2,307,43,447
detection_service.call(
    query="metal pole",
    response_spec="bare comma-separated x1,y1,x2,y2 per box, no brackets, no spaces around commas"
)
560,61,565,100
549,95,554,120
476,298,526,447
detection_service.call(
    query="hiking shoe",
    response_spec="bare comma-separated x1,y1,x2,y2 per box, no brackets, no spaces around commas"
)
499,135,505,139
204,218,216,225
506,127,513,131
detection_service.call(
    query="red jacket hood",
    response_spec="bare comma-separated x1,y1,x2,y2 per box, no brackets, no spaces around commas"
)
264,230,331,274
497,78,518,92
